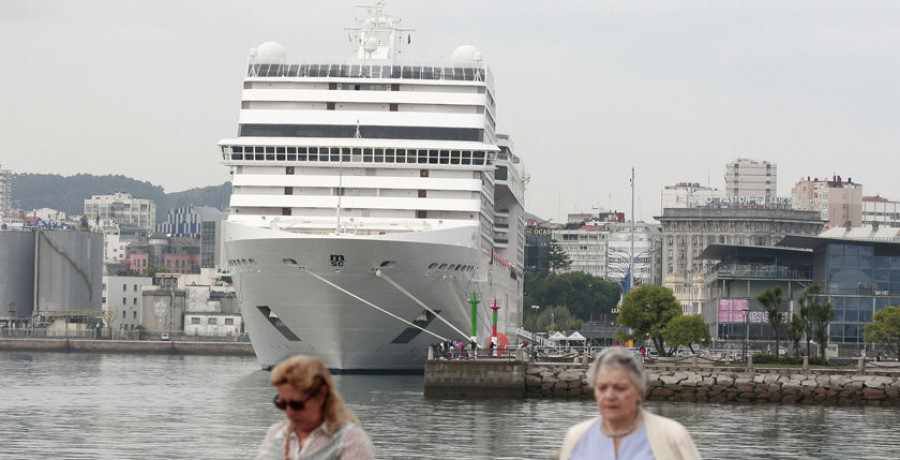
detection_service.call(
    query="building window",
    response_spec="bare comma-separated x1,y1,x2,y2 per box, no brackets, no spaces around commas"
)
133,311,137,319
122,284,127,291
191,317,200,325
133,298,137,306
133,285,137,292
122,311,126,318
225,318,234,325
122,297,127,305
208,318,217,325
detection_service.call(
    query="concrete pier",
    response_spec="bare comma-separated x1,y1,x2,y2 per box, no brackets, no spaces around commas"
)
0,338,255,356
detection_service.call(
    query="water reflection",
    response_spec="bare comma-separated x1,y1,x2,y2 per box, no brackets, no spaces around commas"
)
0,352,898,459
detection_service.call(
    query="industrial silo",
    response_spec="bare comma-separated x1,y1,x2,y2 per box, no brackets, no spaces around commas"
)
0,230,35,323
34,230,103,314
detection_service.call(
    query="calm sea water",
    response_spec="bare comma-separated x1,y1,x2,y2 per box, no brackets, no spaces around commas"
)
0,352,897,459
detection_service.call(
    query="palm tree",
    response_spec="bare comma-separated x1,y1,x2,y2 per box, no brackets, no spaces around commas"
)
786,314,804,357
757,287,785,359
799,284,830,359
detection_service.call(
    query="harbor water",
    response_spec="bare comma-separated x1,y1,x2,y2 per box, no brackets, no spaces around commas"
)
1,352,897,459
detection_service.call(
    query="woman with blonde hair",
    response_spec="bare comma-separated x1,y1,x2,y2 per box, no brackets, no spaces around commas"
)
256,355,374,460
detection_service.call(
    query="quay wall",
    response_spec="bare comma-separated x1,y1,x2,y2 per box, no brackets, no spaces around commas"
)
0,338,255,356
426,360,900,405
425,360,528,397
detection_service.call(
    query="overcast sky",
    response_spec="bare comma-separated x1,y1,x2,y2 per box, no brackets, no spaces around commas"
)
2,1,899,223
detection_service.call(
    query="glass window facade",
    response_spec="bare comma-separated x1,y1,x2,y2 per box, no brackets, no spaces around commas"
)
822,243,900,343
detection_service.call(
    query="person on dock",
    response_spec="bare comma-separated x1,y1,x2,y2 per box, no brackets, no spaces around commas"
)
557,347,701,460
256,355,374,460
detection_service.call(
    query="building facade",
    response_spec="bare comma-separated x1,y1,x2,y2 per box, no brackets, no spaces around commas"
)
725,159,776,204
84,192,156,233
552,221,662,288
102,276,153,331
657,207,824,314
791,176,863,227
702,236,900,353
862,195,900,228
126,234,201,274
0,166,11,224
661,182,724,210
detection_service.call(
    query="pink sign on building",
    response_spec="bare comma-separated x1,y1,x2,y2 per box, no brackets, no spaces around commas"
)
717,299,748,323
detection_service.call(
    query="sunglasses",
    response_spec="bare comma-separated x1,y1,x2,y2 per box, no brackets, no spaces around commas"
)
273,388,320,411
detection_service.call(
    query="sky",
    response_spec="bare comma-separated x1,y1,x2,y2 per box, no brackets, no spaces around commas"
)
2,1,899,223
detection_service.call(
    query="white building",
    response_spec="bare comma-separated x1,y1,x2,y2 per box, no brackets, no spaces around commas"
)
862,195,900,228
182,285,242,338
84,192,156,233
661,182,724,209
725,159,776,204
553,221,661,287
103,276,153,331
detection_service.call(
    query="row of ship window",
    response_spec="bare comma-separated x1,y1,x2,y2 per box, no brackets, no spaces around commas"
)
248,63,487,82
228,258,258,267
222,146,491,166
427,262,475,272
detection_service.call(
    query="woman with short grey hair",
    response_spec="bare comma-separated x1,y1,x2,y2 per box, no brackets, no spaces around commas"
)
558,347,701,459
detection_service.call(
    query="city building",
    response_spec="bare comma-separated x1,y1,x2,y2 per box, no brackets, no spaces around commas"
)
102,276,153,331
157,206,226,238
791,175,863,228
0,165,11,223
126,234,201,274
657,207,824,314
862,195,900,228
84,192,156,233
182,285,242,338
725,158,776,204
552,220,662,288
700,236,900,355
661,182,724,209
524,220,557,272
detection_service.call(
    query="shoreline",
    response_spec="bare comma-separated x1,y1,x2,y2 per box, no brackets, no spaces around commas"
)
0,337,256,357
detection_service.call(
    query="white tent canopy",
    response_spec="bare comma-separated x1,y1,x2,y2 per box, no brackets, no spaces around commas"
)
548,331,568,341
566,331,586,342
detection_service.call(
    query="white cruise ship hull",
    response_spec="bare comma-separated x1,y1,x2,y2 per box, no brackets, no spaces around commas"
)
225,221,496,371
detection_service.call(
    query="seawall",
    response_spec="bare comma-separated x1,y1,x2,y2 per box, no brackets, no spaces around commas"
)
425,359,900,405
0,338,255,356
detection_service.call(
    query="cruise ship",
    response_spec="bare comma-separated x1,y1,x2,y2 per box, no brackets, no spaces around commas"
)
218,2,526,372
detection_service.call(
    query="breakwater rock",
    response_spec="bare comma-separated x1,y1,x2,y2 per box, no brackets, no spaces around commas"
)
525,363,900,405
423,360,900,405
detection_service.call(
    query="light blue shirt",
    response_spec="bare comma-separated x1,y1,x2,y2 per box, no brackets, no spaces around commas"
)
569,419,655,460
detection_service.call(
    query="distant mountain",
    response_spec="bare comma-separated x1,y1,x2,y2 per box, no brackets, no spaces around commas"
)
10,173,231,220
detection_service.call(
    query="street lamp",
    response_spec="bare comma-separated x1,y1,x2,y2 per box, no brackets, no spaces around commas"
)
530,305,540,357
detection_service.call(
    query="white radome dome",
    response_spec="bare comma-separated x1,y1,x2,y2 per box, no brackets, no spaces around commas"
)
254,41,287,63
451,45,483,62
364,36,379,53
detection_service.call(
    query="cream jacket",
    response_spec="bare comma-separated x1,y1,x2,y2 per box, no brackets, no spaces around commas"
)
558,407,701,460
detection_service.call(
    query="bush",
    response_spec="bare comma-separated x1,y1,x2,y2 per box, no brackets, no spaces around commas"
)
751,353,825,365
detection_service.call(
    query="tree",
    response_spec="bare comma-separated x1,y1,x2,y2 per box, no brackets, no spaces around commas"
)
757,287,785,359
524,271,620,322
807,286,834,361
543,239,572,273
864,306,900,359
797,284,822,357
786,314,804,357
662,314,710,353
616,285,682,356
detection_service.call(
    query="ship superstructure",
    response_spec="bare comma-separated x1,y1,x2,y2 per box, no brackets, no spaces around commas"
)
219,1,524,371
